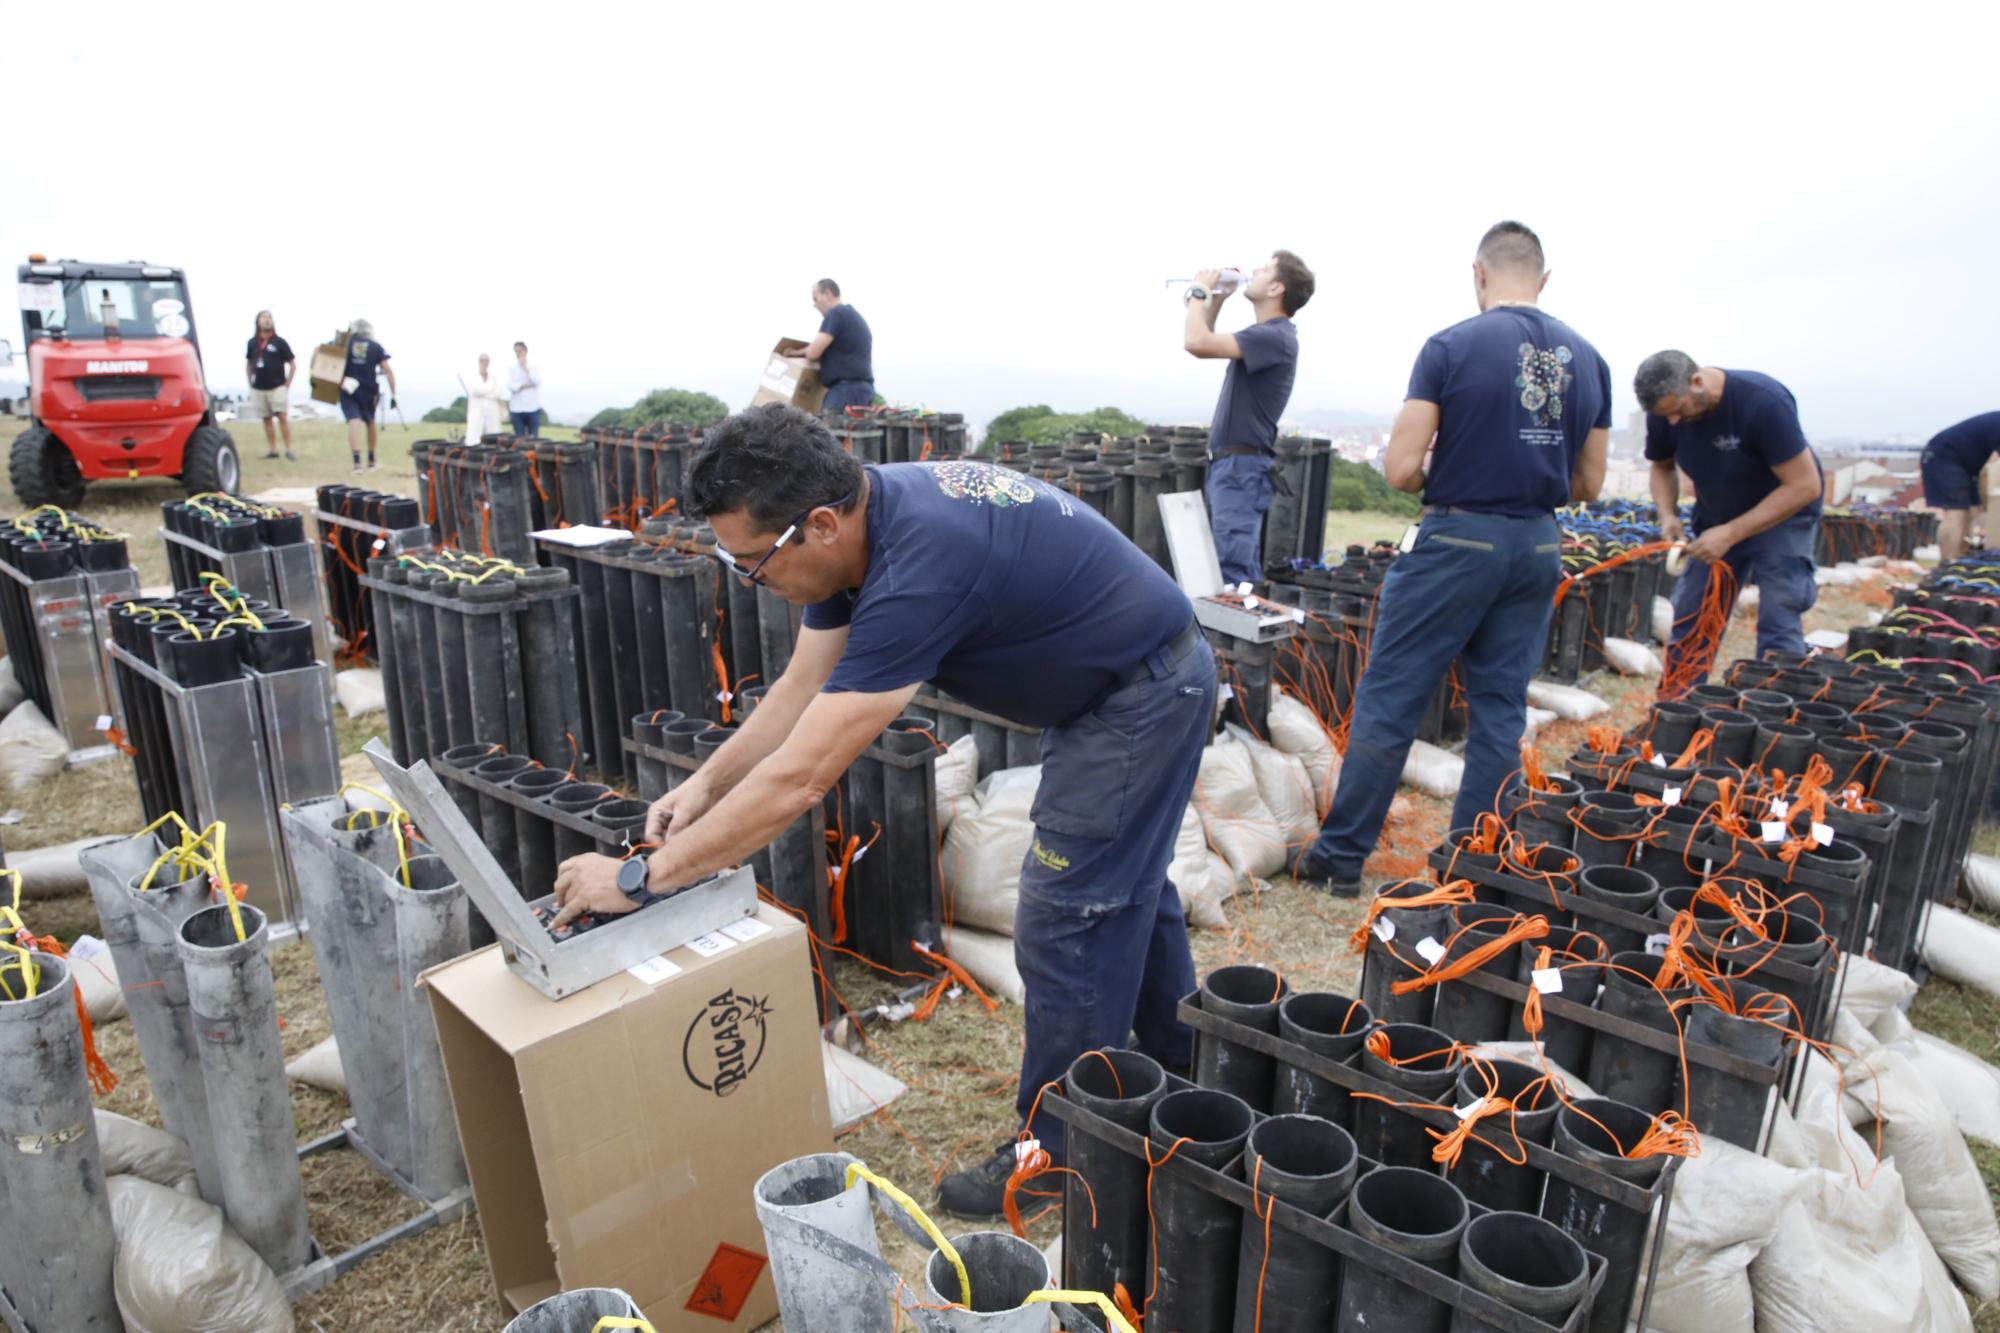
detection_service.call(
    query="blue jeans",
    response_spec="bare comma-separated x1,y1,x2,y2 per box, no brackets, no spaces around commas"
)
1205,453,1274,587
823,380,876,413
1664,514,1819,678
1015,630,1214,1159
510,410,541,437
1307,510,1563,878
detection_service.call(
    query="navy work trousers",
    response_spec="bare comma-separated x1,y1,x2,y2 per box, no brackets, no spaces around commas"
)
1664,515,1820,681
1205,453,1274,587
1305,509,1563,879
1014,629,1215,1159
823,380,876,413
509,410,541,437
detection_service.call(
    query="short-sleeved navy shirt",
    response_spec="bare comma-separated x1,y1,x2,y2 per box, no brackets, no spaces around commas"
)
1644,369,1822,530
1407,306,1611,518
244,335,294,390
1926,411,2000,476
343,338,389,397
802,462,1192,728
1207,317,1297,456
816,304,873,385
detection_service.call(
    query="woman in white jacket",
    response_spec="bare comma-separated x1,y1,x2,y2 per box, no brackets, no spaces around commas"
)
464,353,510,441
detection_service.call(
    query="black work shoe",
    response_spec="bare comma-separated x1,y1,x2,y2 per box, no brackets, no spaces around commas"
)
1289,848,1361,898
937,1142,1023,1221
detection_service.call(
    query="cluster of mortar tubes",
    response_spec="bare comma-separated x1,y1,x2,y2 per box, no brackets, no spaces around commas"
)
365,551,580,774
78,834,314,1284
409,440,539,565
280,794,470,1201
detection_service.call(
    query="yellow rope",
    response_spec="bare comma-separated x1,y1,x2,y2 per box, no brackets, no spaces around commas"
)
844,1163,970,1308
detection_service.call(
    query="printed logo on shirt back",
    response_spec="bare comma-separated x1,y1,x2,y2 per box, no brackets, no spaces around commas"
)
1515,342,1574,430
1713,435,1742,453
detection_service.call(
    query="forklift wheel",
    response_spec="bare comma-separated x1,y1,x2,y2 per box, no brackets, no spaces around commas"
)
8,425,87,509
181,424,242,497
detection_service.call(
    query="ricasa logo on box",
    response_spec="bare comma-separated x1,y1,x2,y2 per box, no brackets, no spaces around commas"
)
682,987,771,1097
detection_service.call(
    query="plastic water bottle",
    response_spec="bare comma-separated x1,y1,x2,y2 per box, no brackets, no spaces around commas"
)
1165,268,1250,294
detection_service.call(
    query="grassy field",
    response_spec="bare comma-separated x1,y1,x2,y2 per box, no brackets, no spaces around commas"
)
3,420,1997,1329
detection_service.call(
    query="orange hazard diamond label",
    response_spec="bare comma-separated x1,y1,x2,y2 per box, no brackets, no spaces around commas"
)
686,1242,767,1322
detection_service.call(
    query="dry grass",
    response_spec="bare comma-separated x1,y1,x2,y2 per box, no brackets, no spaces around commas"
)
12,491,1997,1330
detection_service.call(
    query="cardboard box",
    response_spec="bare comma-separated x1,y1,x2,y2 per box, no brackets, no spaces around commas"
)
423,905,832,1328
750,337,826,414
308,334,348,405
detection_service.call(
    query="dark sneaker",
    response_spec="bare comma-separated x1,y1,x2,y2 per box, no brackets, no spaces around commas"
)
1289,848,1361,898
937,1141,1023,1221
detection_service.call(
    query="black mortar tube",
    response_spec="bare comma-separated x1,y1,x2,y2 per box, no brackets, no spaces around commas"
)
1196,965,1290,1112
1061,1049,1167,1313
1272,992,1372,1130
1146,1088,1254,1333
1232,1114,1357,1333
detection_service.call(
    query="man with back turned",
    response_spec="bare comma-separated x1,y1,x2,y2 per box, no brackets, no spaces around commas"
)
1294,222,1610,894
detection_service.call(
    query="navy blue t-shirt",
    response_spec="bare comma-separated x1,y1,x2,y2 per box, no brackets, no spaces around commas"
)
1926,411,2000,475
1644,369,1822,530
802,463,1191,728
1408,306,1611,517
816,304,873,385
343,338,389,398
245,334,294,390
1207,317,1298,456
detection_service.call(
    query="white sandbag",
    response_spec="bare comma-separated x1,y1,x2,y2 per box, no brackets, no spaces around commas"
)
1838,1042,2000,1298
1601,637,1663,677
1634,1138,1798,1333
0,655,23,717
1653,595,1677,644
1888,1025,2000,1147
68,935,126,1024
941,927,1026,1005
8,835,122,898
333,666,386,718
1526,680,1609,721
823,1039,909,1132
1919,903,2000,999
1739,584,1762,608
1193,735,1285,887
1266,688,1339,815
1962,851,2000,912
940,766,1040,936
1230,725,1318,848
1857,554,1889,568
283,1035,347,1095
1834,951,1918,1028
933,735,980,834
108,1175,295,1333
1461,1043,1592,1097
1400,739,1463,799
0,700,68,791
1520,705,1557,740
1169,803,1232,929
96,1110,196,1192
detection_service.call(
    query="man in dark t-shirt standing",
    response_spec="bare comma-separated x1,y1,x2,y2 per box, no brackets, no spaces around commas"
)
545,405,1214,1220
800,278,875,413
337,318,398,472
1635,352,1824,686
1296,223,1610,894
1920,411,2000,560
1184,251,1313,586
244,309,296,461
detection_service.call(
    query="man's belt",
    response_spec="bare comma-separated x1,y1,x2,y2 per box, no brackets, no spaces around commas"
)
1212,445,1273,460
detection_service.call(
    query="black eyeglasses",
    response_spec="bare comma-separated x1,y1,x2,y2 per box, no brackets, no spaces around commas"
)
711,492,854,586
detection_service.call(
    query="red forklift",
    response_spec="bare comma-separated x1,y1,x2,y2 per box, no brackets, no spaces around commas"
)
8,256,239,507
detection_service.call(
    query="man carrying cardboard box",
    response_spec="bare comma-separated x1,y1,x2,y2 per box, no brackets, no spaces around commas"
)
794,278,875,413
549,403,1214,1219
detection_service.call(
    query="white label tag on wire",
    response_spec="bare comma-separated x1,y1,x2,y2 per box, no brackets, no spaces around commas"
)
1761,821,1786,843
1219,684,1235,702
1373,918,1395,943
1662,787,1683,807
1531,967,1564,994
716,691,732,704
1292,607,1307,624
1455,1097,1488,1122
1416,936,1447,965
1014,1138,1042,1165
94,714,112,732
1645,932,1672,955
1650,753,1668,768
1244,595,1260,610
1769,799,1790,818
370,538,387,553
1812,822,1835,846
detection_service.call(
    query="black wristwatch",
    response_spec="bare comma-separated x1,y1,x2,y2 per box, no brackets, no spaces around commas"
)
1185,285,1210,304
617,855,651,901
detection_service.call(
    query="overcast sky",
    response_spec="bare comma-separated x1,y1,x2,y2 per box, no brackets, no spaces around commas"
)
4,4,1995,441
